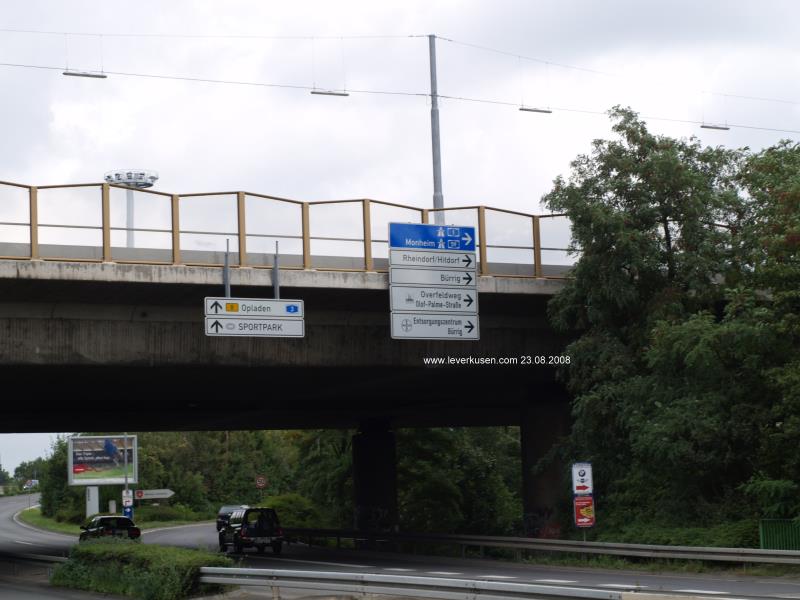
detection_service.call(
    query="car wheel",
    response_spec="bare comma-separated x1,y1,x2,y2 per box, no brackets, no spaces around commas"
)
79,533,87,542
272,541,282,555
219,535,226,553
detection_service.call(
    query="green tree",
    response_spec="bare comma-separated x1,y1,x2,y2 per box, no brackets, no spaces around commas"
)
14,457,46,484
397,428,521,534
543,106,756,526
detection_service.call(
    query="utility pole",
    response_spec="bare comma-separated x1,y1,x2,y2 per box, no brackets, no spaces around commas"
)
428,34,444,225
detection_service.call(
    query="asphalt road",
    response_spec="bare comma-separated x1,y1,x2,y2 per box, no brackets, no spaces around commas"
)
3,494,800,599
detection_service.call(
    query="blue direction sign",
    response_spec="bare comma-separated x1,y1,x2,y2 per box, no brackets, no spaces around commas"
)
389,223,476,252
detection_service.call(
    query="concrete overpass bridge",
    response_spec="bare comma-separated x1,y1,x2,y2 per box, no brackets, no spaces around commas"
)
0,179,575,533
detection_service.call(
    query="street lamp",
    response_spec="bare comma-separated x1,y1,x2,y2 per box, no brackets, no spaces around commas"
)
310,89,349,97
104,170,159,248
62,70,107,79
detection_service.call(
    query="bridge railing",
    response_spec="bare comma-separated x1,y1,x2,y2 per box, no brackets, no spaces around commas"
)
0,180,575,278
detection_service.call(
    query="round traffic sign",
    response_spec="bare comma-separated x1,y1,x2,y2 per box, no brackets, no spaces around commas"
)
135,490,144,499
255,475,267,489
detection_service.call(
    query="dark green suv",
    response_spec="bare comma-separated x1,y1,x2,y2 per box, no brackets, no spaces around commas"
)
218,507,284,554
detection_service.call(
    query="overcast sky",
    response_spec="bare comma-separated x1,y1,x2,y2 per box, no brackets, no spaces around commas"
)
1,1,799,464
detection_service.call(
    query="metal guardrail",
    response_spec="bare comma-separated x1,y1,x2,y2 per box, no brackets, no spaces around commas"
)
198,567,620,600
284,528,800,565
0,180,574,278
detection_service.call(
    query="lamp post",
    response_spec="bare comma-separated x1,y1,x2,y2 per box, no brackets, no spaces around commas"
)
104,170,159,248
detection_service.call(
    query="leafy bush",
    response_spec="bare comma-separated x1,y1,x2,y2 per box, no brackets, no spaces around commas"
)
55,505,86,525
51,538,233,600
135,503,212,523
594,518,759,548
263,493,320,527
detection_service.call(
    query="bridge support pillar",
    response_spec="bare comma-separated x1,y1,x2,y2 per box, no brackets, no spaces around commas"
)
352,419,398,532
521,400,570,537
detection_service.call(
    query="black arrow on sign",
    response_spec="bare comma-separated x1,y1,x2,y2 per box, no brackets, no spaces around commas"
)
210,320,224,333
465,321,475,334
462,254,472,268
465,294,474,307
210,301,223,314
463,272,473,286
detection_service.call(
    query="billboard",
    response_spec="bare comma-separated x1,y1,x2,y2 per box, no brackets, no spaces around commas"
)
68,435,138,486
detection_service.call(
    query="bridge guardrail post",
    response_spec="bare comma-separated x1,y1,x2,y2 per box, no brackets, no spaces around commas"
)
101,183,111,262
532,215,542,278
29,186,39,259
478,206,488,276
302,203,311,269
237,192,247,267
171,194,181,265
363,199,373,271
422,209,429,224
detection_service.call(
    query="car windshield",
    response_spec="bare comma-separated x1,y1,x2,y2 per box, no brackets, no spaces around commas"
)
244,510,277,527
102,518,133,528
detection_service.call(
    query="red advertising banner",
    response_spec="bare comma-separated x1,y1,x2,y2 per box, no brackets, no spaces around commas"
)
574,495,596,527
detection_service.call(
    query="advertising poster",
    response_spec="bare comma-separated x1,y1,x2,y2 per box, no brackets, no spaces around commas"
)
573,495,596,528
68,435,138,486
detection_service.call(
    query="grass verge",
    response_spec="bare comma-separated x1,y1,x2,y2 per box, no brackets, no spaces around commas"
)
18,507,82,535
51,538,234,600
17,507,211,537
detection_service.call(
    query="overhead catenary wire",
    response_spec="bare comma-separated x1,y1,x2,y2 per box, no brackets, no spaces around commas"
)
2,27,799,109
1,61,798,135
0,27,425,41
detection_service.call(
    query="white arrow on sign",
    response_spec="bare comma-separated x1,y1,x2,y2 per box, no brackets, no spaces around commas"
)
134,489,175,500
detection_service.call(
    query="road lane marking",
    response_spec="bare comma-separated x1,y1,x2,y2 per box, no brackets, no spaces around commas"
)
674,590,727,595
385,568,416,572
536,579,577,584
246,556,373,569
599,584,648,589
479,575,517,579
13,540,34,545
427,571,462,575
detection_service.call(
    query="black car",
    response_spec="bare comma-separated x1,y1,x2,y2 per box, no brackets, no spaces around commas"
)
216,504,249,531
218,507,284,554
79,515,141,541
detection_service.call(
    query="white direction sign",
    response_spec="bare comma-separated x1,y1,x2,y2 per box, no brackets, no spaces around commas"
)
571,462,594,495
205,317,305,337
389,249,476,270
390,267,476,287
135,488,175,500
205,297,303,319
391,312,479,340
391,286,478,314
